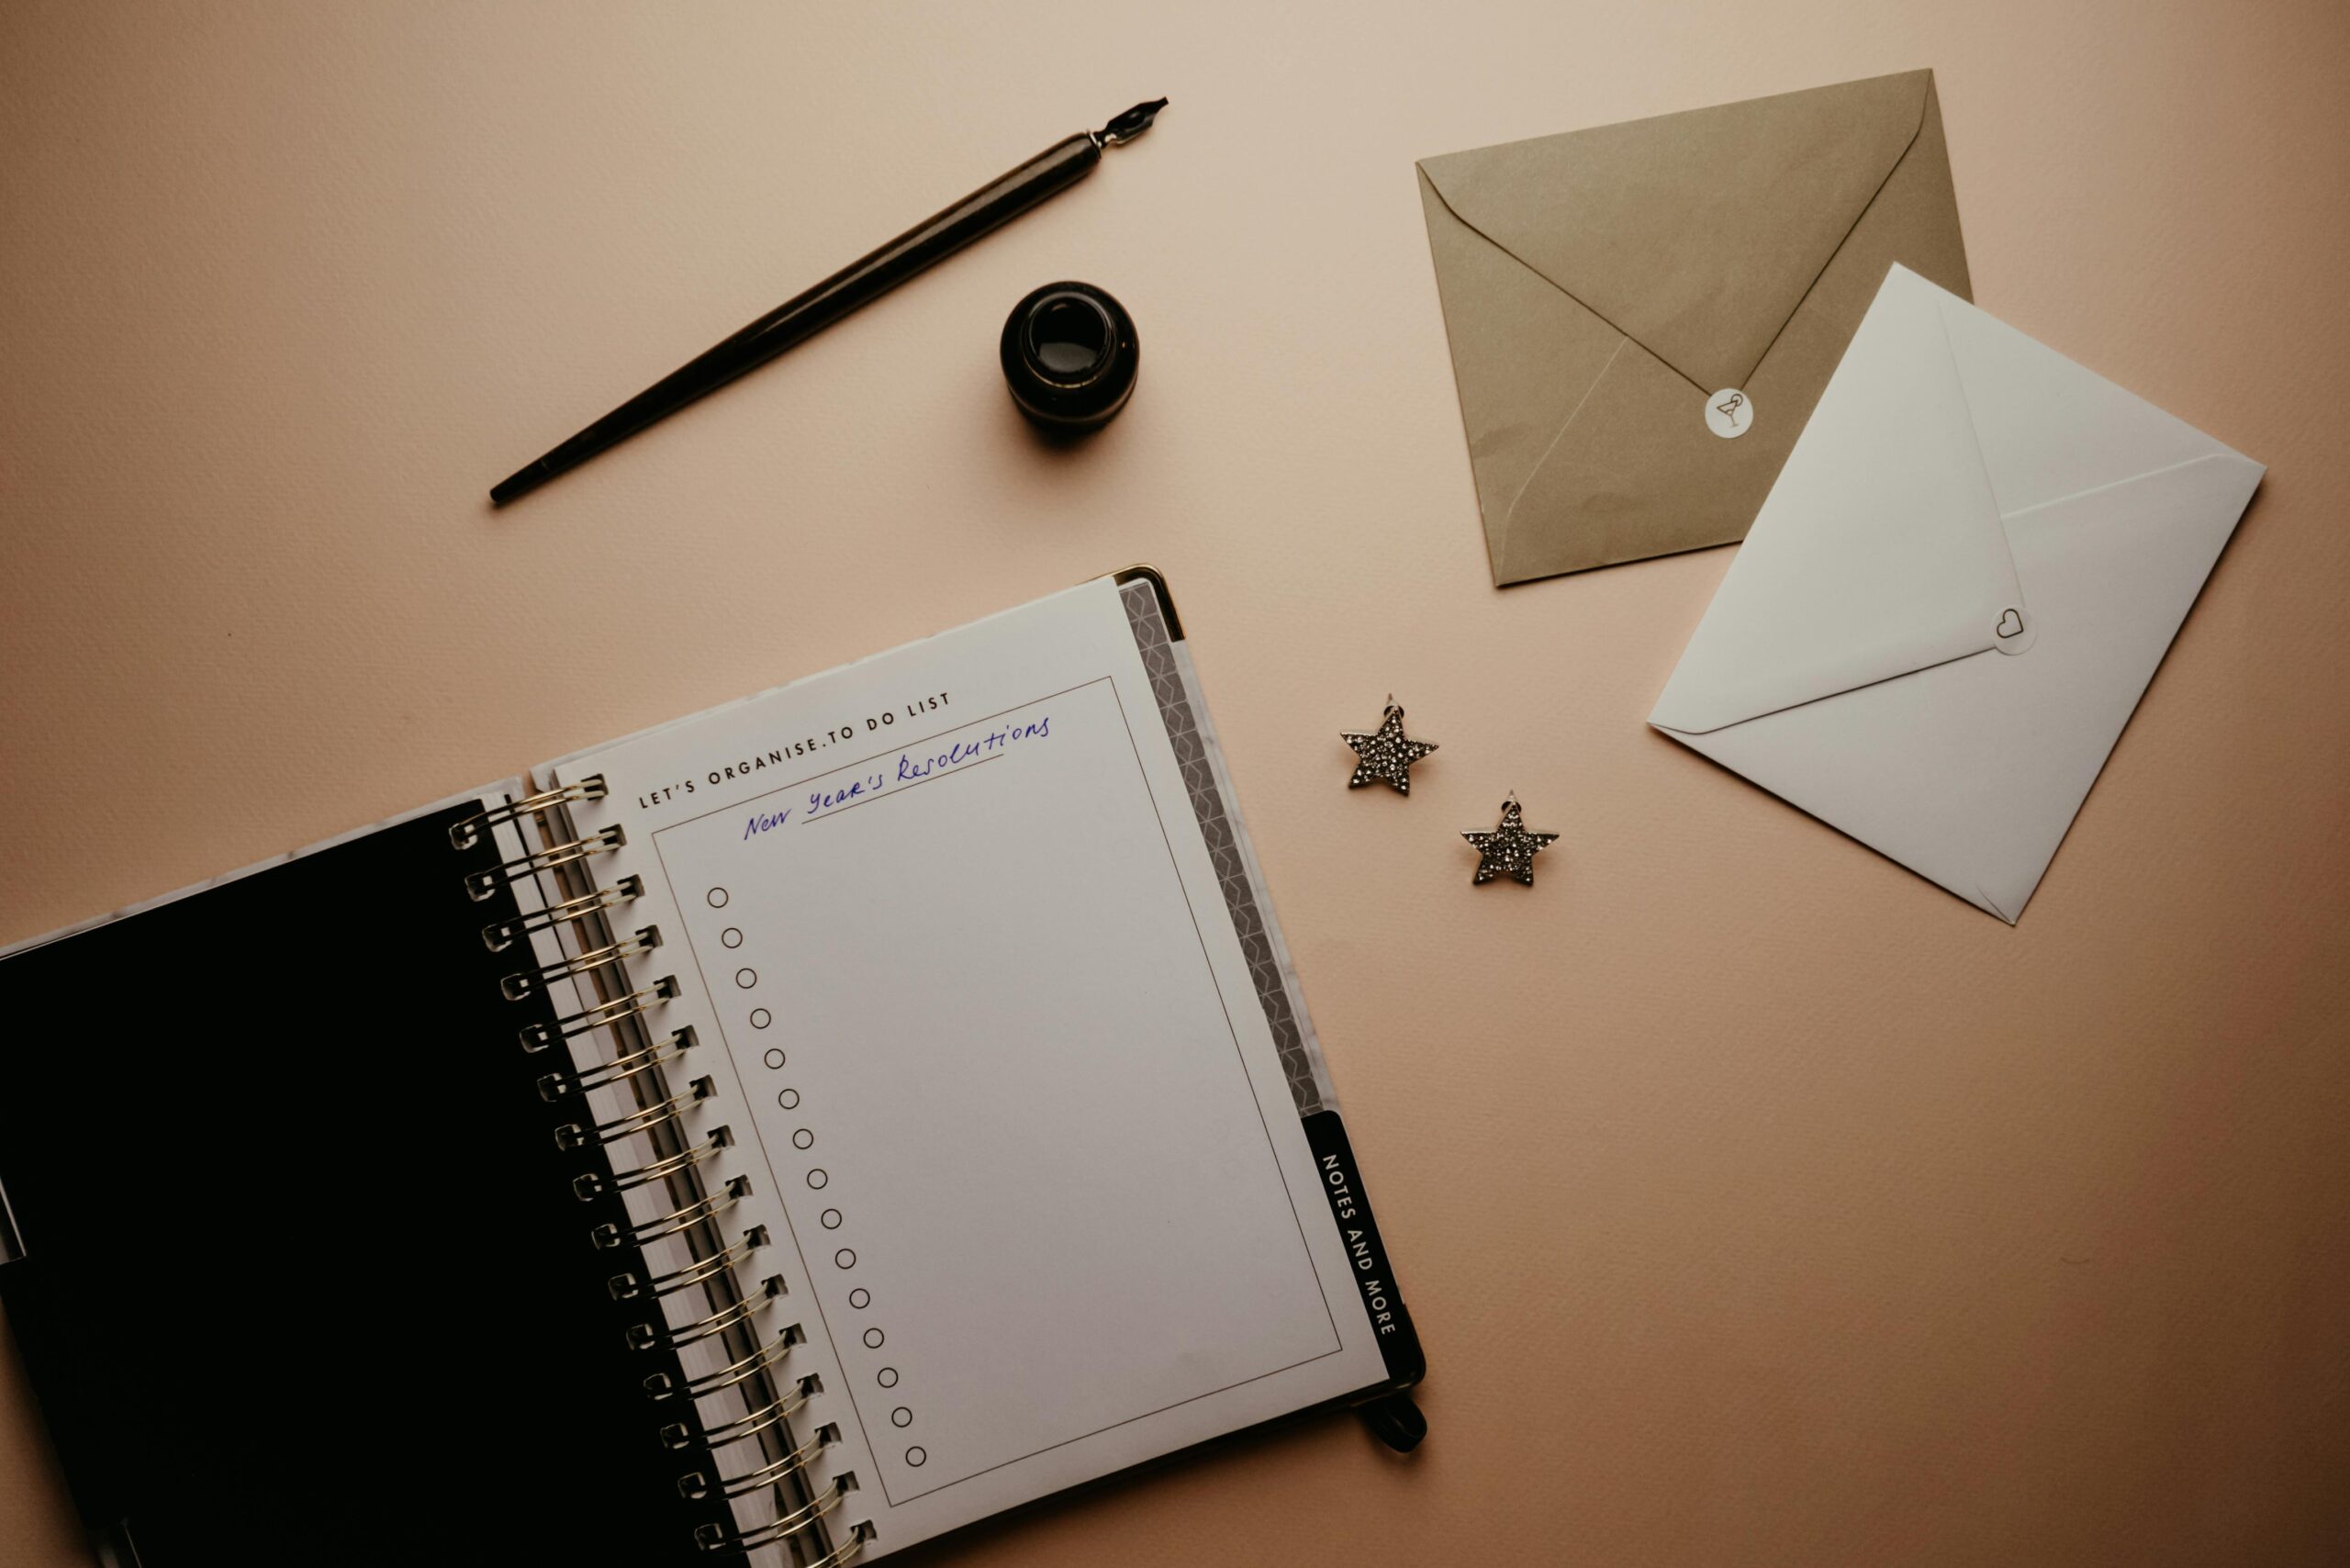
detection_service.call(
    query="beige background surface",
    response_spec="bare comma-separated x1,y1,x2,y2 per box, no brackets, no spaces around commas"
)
4,3,2346,1563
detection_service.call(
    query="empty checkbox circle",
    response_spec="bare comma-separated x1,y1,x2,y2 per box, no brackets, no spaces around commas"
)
807,1169,827,1189
750,1008,772,1029
792,1127,814,1150
821,1208,842,1228
891,1406,912,1428
848,1288,870,1309
762,1048,785,1070
734,969,757,989
778,1088,800,1109
706,888,729,909
905,1446,925,1467
722,927,744,948
877,1367,897,1388
864,1327,885,1349
834,1249,856,1270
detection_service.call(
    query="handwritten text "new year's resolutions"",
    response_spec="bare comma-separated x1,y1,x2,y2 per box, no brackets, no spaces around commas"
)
741,716,1055,838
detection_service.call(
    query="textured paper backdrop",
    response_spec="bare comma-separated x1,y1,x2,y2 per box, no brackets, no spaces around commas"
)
4,3,2346,1564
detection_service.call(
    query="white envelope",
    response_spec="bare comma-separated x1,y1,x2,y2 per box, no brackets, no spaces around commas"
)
1650,264,2263,923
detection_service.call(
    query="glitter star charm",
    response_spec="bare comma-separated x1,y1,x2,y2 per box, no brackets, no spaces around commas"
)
1341,700,1438,794
1463,795,1559,886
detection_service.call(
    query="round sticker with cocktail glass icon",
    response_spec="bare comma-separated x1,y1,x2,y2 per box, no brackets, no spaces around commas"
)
1705,388,1752,439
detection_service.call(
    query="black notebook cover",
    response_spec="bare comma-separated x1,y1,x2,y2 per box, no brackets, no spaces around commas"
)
0,802,722,1565
5,574,1430,1564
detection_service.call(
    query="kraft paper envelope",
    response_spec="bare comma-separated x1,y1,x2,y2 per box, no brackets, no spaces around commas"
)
1650,265,2264,923
1417,70,1972,584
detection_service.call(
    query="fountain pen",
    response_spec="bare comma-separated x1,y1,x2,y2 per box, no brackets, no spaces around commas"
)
491,97,1168,506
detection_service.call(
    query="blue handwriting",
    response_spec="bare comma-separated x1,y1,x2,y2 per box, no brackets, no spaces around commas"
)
752,714,1055,831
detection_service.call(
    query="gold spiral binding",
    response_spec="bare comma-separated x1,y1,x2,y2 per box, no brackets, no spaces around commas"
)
460,795,843,1567
678,1427,833,1502
610,1224,764,1303
575,1125,733,1201
463,823,623,902
501,925,661,1001
541,1025,695,1103
630,1275,782,1352
592,1174,752,1250
447,775,609,849
520,976,678,1052
798,1526,870,1568
555,1078,715,1152
691,1477,847,1554
665,1376,815,1453
482,875,643,952
644,1327,798,1402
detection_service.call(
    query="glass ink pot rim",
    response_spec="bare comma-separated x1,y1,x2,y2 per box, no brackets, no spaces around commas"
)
1000,281,1138,431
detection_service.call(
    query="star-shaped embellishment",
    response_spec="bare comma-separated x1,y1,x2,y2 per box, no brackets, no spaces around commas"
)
1463,795,1559,886
1341,702,1438,794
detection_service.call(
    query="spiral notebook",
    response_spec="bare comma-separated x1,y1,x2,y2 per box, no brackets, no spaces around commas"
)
0,570,1423,1567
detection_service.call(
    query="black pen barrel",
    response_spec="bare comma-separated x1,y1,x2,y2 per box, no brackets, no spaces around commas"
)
491,133,1102,506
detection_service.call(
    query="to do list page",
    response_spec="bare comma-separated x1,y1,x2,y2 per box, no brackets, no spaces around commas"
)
543,579,1390,1554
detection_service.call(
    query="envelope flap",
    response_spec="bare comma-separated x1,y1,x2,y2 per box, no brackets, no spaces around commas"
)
1418,71,1933,394
1651,265,2022,735
1938,275,2243,512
